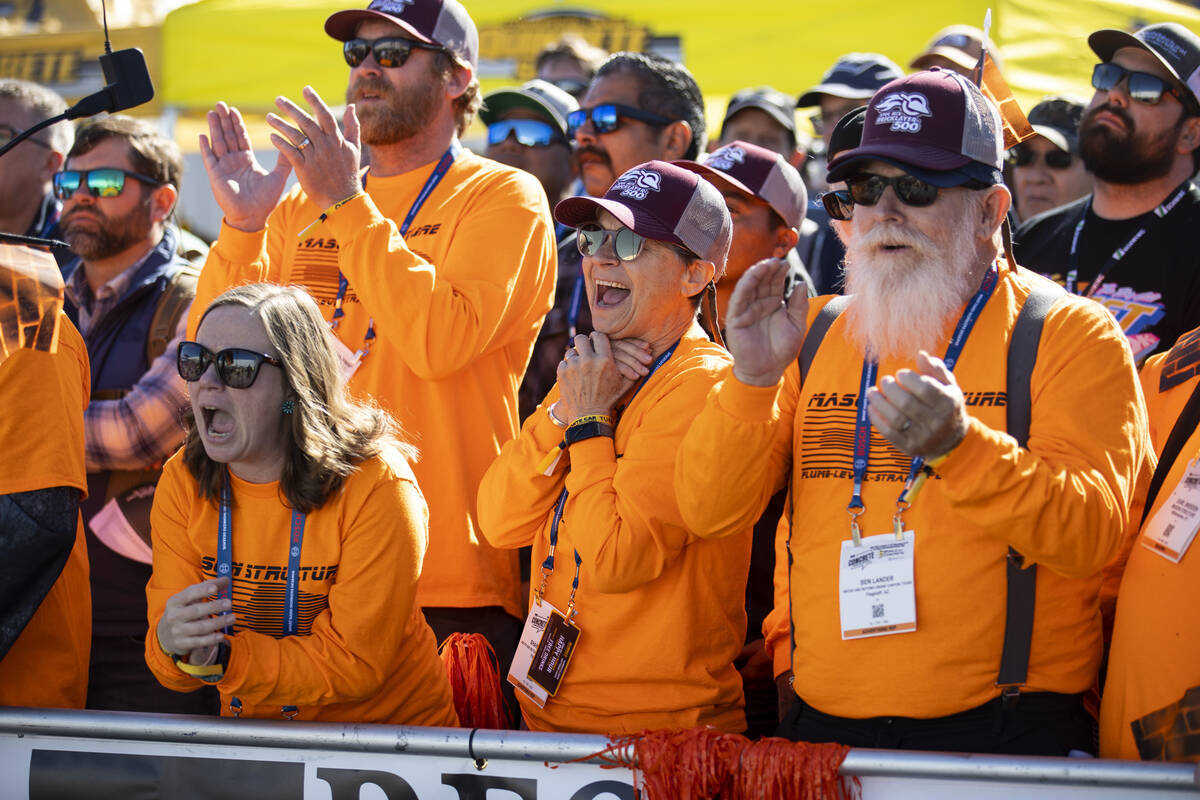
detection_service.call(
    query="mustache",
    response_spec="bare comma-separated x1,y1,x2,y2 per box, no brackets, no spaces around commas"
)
60,207,106,227
347,76,396,102
1081,102,1133,132
574,144,612,168
854,223,935,252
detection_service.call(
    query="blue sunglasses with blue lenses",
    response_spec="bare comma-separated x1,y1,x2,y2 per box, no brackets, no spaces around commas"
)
566,104,674,138
486,119,566,148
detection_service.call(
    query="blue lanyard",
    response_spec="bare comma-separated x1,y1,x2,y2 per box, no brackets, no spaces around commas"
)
1064,183,1186,297
218,473,307,637
567,273,585,338
847,264,999,542
329,141,462,357
540,339,681,603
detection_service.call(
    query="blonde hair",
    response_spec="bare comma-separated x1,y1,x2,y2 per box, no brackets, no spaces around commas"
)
183,284,415,512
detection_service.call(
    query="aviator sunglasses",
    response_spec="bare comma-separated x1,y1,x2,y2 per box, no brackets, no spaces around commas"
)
53,168,162,199
343,36,443,69
567,104,674,138
576,223,646,261
177,341,283,389
1008,144,1074,170
1092,62,1191,108
487,119,566,148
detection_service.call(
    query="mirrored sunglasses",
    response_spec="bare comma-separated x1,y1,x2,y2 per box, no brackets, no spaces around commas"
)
845,173,941,209
820,189,855,221
486,119,565,148
1008,145,1073,170
576,223,646,261
567,104,674,138
177,341,283,389
1092,62,1189,108
53,168,162,200
343,36,442,69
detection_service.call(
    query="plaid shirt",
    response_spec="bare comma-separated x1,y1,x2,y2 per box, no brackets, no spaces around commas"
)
65,250,192,472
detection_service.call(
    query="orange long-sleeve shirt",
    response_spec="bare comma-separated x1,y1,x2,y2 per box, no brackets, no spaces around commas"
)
478,324,752,734
144,448,458,725
189,150,557,620
1100,329,1200,760
676,266,1150,719
0,317,91,708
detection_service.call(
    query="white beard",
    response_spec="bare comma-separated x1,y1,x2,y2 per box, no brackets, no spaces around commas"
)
842,223,975,362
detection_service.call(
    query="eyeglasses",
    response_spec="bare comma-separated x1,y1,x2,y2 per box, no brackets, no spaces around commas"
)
576,224,646,261
486,119,565,148
52,168,162,199
1092,62,1191,108
1007,145,1074,170
343,37,443,69
567,104,674,138
177,341,283,389
845,173,942,210
820,189,855,221
0,124,52,151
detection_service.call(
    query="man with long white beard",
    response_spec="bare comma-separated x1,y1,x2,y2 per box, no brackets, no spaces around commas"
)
672,68,1151,754
187,0,557,720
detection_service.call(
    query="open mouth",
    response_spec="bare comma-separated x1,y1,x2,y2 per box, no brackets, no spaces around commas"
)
201,406,234,440
593,278,631,308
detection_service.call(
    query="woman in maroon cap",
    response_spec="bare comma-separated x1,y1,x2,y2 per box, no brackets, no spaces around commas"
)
479,161,755,734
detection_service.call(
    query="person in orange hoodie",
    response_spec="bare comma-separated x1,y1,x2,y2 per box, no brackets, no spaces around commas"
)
478,161,753,734
674,69,1149,754
1100,326,1200,760
0,246,91,708
145,284,456,725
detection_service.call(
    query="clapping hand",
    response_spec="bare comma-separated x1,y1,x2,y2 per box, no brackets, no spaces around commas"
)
725,258,809,387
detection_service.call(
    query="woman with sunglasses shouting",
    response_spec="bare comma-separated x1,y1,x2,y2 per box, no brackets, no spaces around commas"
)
145,283,458,725
478,161,755,735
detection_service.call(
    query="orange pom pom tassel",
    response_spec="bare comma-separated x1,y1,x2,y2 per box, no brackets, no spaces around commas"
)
579,727,858,800
438,632,512,729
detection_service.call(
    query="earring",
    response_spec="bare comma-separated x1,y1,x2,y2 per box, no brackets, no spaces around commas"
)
282,398,294,415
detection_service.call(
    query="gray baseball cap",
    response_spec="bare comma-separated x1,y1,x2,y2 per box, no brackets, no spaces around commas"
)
480,79,579,137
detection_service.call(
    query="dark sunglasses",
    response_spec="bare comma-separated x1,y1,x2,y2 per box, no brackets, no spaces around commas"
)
567,104,674,137
343,36,442,69
0,124,52,151
845,173,942,209
177,341,283,389
486,119,565,148
1008,145,1073,170
1092,62,1190,108
820,189,855,221
53,168,162,200
576,224,646,261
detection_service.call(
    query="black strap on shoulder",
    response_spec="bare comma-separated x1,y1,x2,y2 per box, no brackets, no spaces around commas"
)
1140,377,1200,527
798,295,851,384
996,281,1064,696
146,263,199,364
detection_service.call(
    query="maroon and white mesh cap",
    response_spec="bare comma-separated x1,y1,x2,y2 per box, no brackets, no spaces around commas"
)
826,68,1003,186
673,140,807,229
326,0,479,70
555,160,733,278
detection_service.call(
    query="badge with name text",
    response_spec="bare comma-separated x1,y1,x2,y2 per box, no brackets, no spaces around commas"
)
1141,458,1200,563
508,599,555,707
839,531,917,639
527,611,580,696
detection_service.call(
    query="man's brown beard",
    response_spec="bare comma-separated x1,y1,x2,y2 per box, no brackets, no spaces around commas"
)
61,196,153,262
348,65,443,146
1079,103,1183,185
843,222,973,362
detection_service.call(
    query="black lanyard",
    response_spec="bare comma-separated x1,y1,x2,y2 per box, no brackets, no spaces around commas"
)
1065,183,1187,297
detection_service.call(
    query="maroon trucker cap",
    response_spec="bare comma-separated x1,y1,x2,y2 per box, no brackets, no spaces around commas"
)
673,140,807,229
326,0,479,70
826,67,1004,187
555,160,733,278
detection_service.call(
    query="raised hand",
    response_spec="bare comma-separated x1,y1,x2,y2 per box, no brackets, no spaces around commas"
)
556,332,637,423
725,258,809,387
267,86,362,211
200,103,293,233
867,350,970,459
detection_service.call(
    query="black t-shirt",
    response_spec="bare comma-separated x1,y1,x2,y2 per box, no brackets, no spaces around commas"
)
1013,182,1200,361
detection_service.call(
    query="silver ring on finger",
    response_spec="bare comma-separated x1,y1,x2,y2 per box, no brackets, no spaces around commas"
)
296,136,312,151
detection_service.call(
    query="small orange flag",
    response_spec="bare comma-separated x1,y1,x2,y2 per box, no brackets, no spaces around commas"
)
973,50,1036,150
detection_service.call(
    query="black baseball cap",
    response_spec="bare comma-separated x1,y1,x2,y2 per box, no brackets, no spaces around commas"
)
722,86,796,135
797,53,904,107
1089,22,1200,113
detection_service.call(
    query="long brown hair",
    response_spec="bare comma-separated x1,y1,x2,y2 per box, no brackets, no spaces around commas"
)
182,284,415,512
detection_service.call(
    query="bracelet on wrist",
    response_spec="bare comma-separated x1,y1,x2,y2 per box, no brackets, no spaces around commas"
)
567,413,615,429
547,401,568,429
173,640,231,684
564,420,615,446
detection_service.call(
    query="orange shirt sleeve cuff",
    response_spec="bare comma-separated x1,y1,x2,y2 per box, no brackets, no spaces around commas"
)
564,435,616,468
716,370,782,422
325,191,391,244
216,219,269,263
933,416,995,481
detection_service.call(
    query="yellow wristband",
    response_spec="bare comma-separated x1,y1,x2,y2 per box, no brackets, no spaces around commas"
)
175,660,225,679
568,413,615,429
